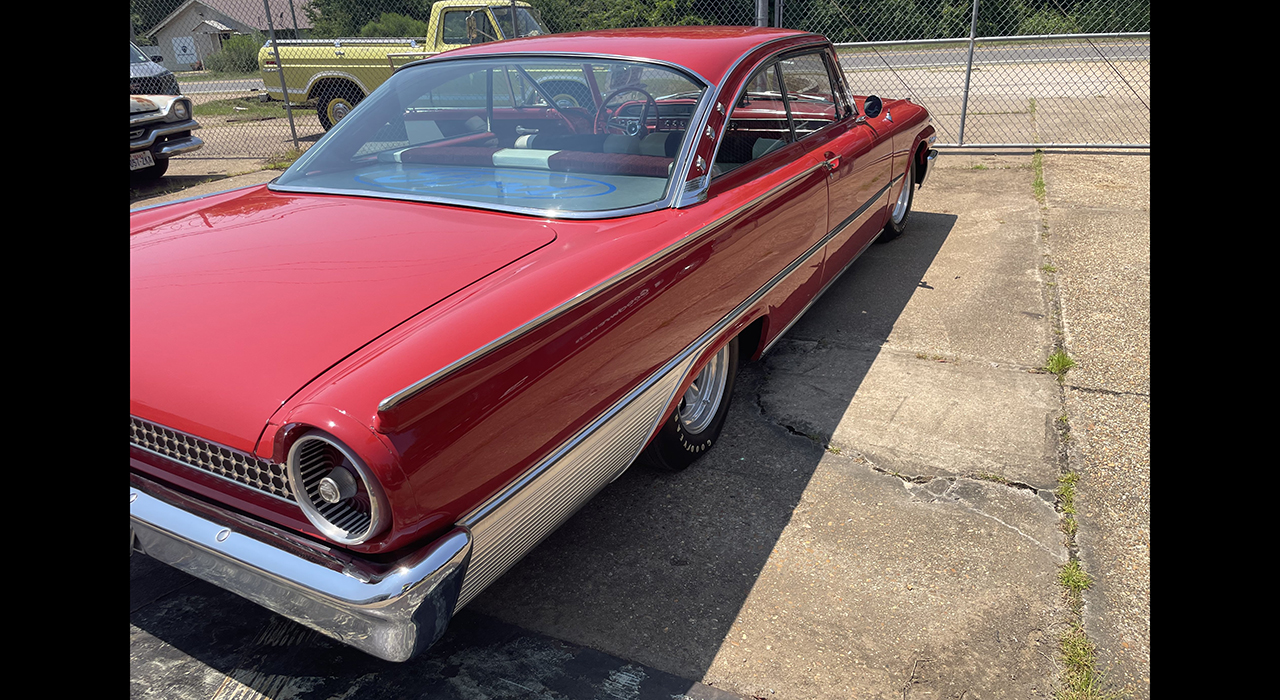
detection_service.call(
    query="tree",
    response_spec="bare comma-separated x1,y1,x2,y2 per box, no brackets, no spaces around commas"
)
303,0,433,38
360,12,431,37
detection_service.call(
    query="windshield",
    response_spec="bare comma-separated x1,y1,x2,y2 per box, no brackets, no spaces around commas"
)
275,57,708,216
130,43,151,64
495,7,548,39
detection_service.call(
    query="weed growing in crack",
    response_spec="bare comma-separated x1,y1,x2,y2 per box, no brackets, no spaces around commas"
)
1046,351,1076,377
976,472,1010,485
1058,472,1079,514
1059,560,1091,596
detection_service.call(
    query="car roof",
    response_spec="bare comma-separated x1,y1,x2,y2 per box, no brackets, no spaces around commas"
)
432,26,824,87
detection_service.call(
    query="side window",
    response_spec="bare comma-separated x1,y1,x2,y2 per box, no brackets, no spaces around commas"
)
441,10,498,45
712,63,793,177
775,53,839,138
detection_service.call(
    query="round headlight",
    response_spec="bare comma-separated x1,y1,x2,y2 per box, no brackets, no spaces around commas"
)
286,432,388,545
172,100,189,120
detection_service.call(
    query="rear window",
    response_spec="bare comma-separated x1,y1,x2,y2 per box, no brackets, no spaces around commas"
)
275,57,707,216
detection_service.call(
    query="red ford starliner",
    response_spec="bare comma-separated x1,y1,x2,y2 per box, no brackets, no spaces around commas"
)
130,26,937,661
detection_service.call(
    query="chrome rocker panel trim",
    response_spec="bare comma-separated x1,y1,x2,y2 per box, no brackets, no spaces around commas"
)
129,473,471,662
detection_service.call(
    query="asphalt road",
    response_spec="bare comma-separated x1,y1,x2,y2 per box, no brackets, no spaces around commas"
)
129,150,1151,699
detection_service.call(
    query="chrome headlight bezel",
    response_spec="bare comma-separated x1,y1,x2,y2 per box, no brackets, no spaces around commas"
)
286,431,389,545
172,99,190,120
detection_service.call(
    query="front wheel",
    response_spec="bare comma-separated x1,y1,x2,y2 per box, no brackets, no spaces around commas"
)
640,337,739,472
877,155,915,243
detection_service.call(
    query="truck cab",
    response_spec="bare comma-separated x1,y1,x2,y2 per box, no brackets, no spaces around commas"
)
259,1,551,130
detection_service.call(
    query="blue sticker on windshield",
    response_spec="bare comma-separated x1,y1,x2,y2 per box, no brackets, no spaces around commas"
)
356,167,617,200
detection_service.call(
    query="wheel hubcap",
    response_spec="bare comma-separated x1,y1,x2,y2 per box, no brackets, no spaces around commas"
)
892,166,913,224
679,345,730,433
332,100,350,121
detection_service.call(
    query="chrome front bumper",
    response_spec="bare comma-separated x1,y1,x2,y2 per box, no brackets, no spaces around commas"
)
129,473,471,662
131,120,203,151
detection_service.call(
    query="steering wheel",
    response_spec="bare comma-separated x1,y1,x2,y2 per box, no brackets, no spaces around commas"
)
594,87,659,136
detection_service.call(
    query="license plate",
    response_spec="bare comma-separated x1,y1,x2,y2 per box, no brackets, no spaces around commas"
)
130,150,156,171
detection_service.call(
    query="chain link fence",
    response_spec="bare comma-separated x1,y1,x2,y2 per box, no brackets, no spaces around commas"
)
129,0,1148,163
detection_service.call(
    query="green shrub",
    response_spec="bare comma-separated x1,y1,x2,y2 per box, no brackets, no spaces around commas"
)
203,33,266,73
359,12,430,37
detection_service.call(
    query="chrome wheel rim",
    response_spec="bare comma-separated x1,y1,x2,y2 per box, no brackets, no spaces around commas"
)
332,100,351,122
679,345,730,433
892,165,913,224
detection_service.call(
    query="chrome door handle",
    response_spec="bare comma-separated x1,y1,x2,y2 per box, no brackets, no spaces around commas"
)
822,151,841,172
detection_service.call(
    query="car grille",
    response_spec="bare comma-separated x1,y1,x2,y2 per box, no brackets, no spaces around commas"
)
130,73,180,96
130,127,146,140
130,417,295,502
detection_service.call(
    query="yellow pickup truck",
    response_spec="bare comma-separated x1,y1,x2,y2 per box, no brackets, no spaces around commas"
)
260,1,573,130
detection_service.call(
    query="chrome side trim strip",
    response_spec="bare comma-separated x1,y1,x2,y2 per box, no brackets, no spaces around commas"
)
451,174,895,610
130,474,471,662
377,162,826,414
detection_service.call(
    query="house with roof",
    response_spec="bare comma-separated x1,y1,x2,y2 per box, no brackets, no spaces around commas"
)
142,0,312,70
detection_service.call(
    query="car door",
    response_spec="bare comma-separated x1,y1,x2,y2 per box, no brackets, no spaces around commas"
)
705,56,832,349
775,49,894,286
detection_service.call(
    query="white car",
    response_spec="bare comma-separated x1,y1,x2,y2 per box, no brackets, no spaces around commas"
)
130,94,203,179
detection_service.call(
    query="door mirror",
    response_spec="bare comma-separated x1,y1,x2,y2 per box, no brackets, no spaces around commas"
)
863,95,882,119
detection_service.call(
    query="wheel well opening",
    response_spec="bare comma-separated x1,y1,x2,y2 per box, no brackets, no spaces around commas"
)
310,78,361,102
737,316,767,363
915,142,930,185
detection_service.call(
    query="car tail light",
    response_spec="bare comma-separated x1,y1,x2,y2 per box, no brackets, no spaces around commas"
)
286,433,387,545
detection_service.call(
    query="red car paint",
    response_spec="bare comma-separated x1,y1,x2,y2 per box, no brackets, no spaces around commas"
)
130,27,935,556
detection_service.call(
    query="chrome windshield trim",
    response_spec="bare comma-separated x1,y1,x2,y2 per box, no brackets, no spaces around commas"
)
686,38,834,208
378,161,828,414
271,53,713,221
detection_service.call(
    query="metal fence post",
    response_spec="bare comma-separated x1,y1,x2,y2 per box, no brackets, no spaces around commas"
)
756,0,768,28
262,0,300,151
774,0,784,28
957,0,980,146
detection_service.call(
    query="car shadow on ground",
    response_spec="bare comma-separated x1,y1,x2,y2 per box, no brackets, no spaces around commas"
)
129,210,957,698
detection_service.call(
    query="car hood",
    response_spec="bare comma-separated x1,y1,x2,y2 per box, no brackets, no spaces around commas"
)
130,186,557,453
130,60,169,79
130,95,165,114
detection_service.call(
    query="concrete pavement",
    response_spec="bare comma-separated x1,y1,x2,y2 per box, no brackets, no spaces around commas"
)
129,149,1150,699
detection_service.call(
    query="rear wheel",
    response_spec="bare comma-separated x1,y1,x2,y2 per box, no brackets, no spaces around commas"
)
640,337,739,472
878,155,915,243
316,83,364,131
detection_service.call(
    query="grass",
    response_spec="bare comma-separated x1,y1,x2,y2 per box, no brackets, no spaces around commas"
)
976,472,1009,485
195,97,314,121
1042,264,1058,273
1057,472,1079,515
264,148,305,170
175,69,258,83
1054,562,1124,700
1032,149,1047,204
1046,350,1076,376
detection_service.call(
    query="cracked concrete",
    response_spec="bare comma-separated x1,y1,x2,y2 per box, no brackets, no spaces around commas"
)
131,147,1148,698
468,154,1076,699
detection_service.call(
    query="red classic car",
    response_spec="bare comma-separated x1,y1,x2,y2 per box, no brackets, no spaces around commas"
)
130,26,937,662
